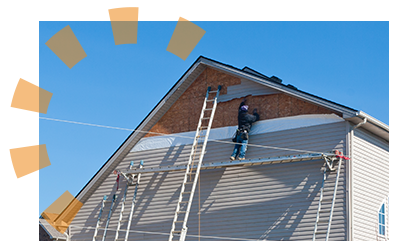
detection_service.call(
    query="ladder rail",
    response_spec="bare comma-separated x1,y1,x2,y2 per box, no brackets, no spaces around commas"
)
169,92,209,241
114,185,129,240
102,194,117,241
326,157,342,241
180,95,219,241
312,168,326,241
92,195,107,241
114,161,134,241
312,153,344,241
169,86,221,241
124,161,143,241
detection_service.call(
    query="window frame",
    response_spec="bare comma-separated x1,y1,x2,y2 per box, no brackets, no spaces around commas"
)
377,197,389,240
378,203,385,236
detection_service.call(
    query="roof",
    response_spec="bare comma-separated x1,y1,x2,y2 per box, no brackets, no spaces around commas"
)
39,218,67,241
75,55,389,204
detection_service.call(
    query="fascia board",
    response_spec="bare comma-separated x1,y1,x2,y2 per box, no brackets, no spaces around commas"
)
356,110,389,132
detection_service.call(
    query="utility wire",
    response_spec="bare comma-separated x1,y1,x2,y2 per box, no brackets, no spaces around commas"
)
39,116,328,156
68,224,257,241
39,117,135,132
40,114,357,241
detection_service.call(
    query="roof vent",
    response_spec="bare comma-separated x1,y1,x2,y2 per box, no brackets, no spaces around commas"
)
270,76,282,84
286,84,298,90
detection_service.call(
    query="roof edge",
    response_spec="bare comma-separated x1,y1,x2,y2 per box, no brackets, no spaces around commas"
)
75,57,205,203
356,110,389,132
39,219,67,241
196,56,358,118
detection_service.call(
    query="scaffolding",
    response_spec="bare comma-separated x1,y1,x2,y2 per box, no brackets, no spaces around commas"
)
91,85,349,241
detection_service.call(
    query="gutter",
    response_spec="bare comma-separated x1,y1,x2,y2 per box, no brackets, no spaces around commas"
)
356,111,389,132
353,117,367,129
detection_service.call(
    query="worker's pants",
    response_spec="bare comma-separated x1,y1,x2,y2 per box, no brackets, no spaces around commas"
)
231,134,248,159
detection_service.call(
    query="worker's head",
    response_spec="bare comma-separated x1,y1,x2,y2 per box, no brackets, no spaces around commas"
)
240,105,249,112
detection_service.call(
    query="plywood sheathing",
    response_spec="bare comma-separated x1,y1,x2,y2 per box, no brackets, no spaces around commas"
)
146,68,341,137
146,67,240,137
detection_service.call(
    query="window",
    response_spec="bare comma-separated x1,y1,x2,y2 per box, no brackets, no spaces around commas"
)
378,203,386,236
376,197,389,240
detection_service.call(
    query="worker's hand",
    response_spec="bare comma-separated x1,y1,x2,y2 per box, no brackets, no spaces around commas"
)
243,98,247,103
253,108,258,114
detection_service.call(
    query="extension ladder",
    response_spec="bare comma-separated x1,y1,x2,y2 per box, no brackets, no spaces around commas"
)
312,151,346,241
114,161,144,241
92,194,117,241
169,85,221,241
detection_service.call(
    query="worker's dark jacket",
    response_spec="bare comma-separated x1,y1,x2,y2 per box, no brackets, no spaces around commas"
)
238,102,260,135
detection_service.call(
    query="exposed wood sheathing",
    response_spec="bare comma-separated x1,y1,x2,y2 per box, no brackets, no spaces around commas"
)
146,68,340,137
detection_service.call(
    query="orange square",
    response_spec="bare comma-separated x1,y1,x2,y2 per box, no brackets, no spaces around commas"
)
41,191,83,234
10,144,51,178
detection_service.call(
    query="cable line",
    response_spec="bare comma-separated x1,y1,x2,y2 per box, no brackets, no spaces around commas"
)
39,116,328,155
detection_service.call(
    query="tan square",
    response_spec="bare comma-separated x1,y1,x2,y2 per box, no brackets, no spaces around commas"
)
45,25,87,69
167,17,206,60
41,191,83,234
110,21,138,45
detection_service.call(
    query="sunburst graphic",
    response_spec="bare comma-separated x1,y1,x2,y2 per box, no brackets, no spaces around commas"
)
10,7,206,234
10,78,52,178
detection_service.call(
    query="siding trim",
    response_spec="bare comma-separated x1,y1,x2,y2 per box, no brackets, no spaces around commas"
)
347,121,354,241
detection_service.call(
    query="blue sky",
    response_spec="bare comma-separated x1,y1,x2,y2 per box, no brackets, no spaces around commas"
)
39,21,388,214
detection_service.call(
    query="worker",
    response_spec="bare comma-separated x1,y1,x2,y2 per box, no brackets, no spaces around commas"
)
230,98,259,160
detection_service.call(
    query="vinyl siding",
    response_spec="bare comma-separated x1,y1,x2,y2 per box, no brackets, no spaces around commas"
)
70,121,348,241
352,128,389,241
218,78,280,102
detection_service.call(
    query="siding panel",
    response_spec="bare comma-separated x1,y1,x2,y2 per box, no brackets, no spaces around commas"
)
70,121,347,241
218,78,280,102
352,128,389,241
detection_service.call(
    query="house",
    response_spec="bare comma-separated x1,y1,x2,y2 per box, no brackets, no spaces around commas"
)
39,218,69,241
41,56,389,241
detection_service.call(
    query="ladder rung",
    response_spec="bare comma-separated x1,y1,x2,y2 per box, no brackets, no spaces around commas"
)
168,87,220,242
319,209,331,213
